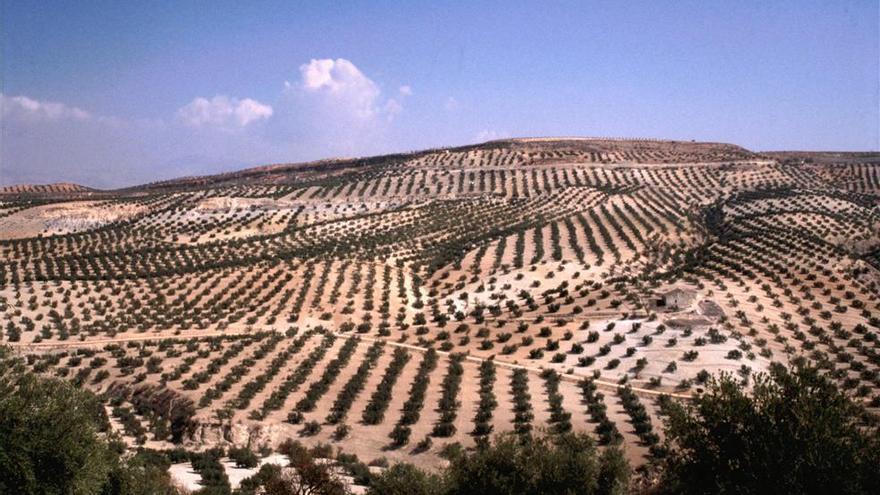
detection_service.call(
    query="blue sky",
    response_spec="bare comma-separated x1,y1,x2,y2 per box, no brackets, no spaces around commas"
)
2,0,878,188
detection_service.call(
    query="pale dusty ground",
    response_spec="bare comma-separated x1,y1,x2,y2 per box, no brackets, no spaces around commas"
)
0,200,144,239
168,454,374,493
169,453,290,492
4,144,878,477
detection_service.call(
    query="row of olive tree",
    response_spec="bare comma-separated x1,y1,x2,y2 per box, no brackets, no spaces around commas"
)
366,362,879,495
3,344,878,495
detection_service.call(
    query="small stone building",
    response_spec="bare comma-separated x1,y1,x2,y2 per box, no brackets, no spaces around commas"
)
652,286,697,310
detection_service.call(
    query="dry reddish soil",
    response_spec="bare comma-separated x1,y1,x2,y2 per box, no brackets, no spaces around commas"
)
2,138,878,470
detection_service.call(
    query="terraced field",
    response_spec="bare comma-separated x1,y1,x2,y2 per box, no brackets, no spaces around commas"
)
2,138,878,470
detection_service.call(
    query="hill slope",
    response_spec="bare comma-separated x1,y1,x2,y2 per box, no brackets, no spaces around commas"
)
1,137,878,470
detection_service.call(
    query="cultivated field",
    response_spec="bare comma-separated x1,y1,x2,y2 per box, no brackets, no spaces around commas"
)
2,138,878,474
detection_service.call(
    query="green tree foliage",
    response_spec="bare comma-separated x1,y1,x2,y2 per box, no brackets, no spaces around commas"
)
369,431,629,495
656,363,880,494
366,463,443,495
260,440,347,495
596,447,631,495
0,347,179,495
0,367,115,494
228,446,260,469
444,432,629,494
237,464,283,495
101,451,179,495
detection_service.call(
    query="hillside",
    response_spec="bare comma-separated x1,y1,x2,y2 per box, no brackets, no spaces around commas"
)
0,182,96,196
1,137,878,474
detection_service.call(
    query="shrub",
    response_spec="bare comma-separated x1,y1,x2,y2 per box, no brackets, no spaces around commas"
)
255,443,347,495
228,446,259,468
367,463,443,495
656,364,880,494
0,369,115,494
301,420,321,436
333,424,351,440
444,431,630,494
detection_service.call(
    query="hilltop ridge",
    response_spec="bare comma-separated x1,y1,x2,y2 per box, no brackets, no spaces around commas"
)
6,137,879,199
1,137,763,197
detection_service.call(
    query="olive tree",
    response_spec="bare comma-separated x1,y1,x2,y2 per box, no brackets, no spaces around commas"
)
657,363,880,494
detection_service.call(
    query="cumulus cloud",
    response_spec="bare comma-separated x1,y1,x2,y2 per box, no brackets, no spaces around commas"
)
291,58,405,122
176,95,273,129
1,93,91,121
2,58,411,188
301,59,374,92
295,58,383,120
268,58,412,158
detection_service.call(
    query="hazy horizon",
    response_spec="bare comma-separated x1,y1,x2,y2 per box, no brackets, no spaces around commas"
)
2,0,878,188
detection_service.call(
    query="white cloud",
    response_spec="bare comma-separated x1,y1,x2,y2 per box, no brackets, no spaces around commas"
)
267,58,407,159
444,96,460,111
295,58,399,120
475,129,510,142
176,95,273,129
3,59,407,188
300,58,375,92
1,93,91,121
